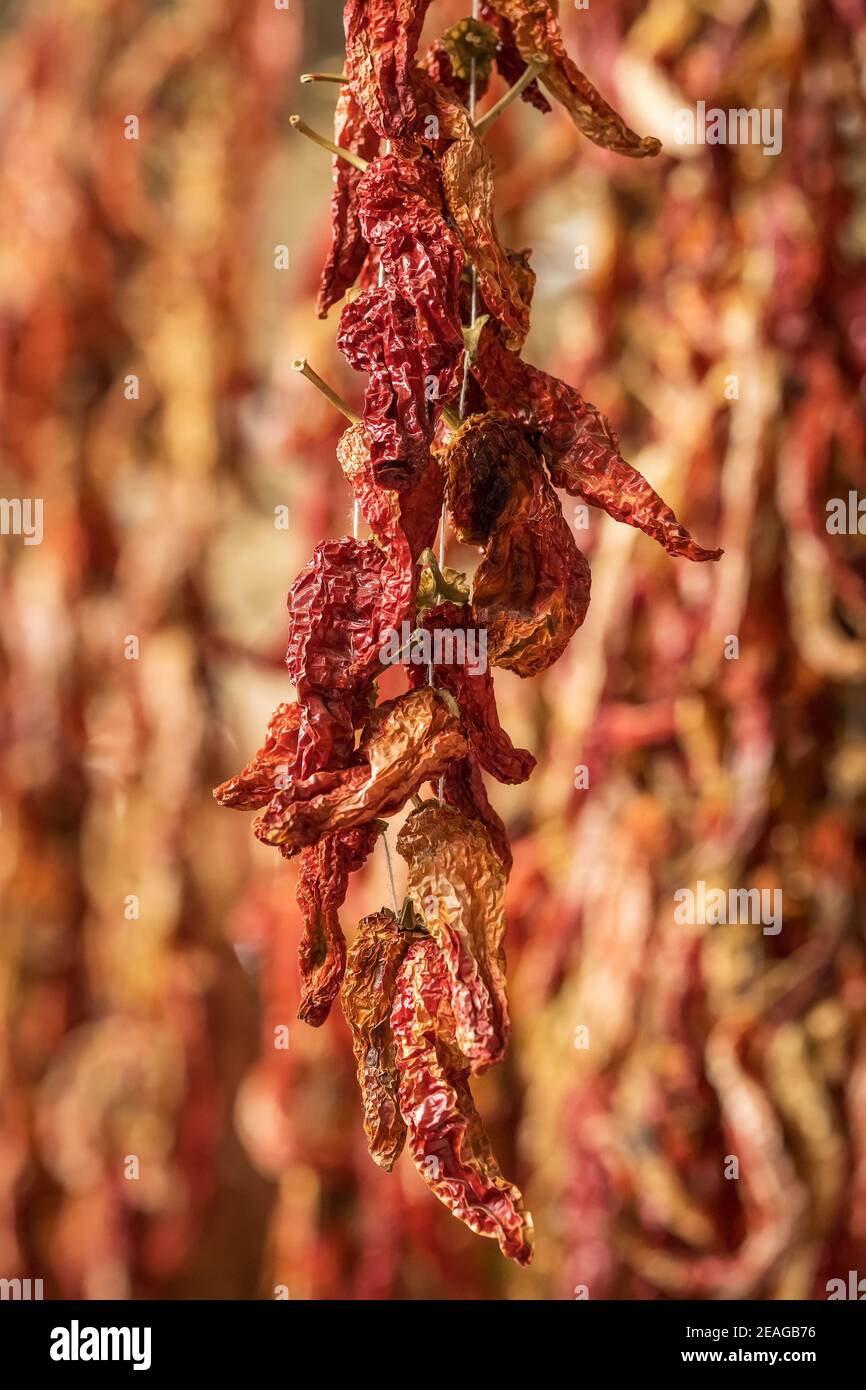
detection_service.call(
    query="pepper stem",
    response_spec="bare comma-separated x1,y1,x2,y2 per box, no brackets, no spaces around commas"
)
300,72,348,85
291,358,361,424
475,58,546,136
289,115,369,172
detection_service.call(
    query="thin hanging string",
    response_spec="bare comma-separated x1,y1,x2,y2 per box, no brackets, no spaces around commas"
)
382,828,400,918
437,4,481,800
371,139,403,891
356,141,393,543
443,3,481,568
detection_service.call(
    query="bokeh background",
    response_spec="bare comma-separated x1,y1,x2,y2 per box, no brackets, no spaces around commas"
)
1,0,865,1300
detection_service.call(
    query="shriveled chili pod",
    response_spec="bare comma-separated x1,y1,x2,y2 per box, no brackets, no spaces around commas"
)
214,701,301,810
391,937,534,1265
472,327,723,562
479,2,550,113
254,687,468,853
296,821,385,1028
317,85,380,318
344,0,433,143
406,602,536,782
482,0,661,156
446,411,592,677
414,70,531,350
397,802,509,1072
341,907,414,1168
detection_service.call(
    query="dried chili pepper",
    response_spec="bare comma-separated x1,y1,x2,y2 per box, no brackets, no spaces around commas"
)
344,0,432,142
341,907,412,1168
253,687,467,853
445,411,592,676
414,70,531,349
482,0,661,156
214,701,300,810
479,2,550,113
397,802,509,1072
440,754,513,872
336,421,443,562
472,327,722,561
391,936,534,1264
406,602,537,782
354,155,465,407
317,85,380,319
297,822,384,1028
285,537,396,774
338,283,432,486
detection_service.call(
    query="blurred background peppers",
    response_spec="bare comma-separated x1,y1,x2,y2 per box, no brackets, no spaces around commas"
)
1,0,865,1301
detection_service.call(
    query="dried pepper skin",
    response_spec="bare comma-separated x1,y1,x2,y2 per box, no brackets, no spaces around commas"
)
355,156,465,407
479,2,551,113
446,411,591,677
297,823,383,1028
317,85,380,319
397,803,509,1073
338,284,432,487
341,908,412,1168
473,328,723,562
440,754,513,873
391,938,534,1264
482,0,661,157
253,687,467,853
336,422,442,562
407,603,536,783
214,701,300,810
345,0,433,142
415,71,531,350
285,537,397,773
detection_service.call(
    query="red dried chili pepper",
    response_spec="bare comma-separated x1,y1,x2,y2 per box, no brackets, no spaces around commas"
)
344,0,433,142
397,803,509,1072
296,821,384,1027
439,754,513,872
414,70,531,349
479,2,551,113
391,936,534,1264
354,155,465,408
317,85,380,319
285,537,397,775
253,687,467,854
406,602,537,781
472,327,722,561
341,906,413,1168
482,0,661,156
337,422,443,562
214,701,300,810
338,284,433,487
446,411,592,676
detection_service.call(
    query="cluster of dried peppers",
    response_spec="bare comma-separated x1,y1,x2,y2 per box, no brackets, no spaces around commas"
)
215,0,720,1264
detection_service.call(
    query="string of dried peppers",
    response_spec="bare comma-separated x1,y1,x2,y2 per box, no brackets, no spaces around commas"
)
215,0,720,1265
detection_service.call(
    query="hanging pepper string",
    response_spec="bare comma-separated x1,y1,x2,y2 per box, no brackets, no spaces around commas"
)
382,828,400,918
437,1,482,801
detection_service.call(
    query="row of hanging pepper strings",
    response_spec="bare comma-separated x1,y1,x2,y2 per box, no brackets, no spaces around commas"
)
290,13,533,877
